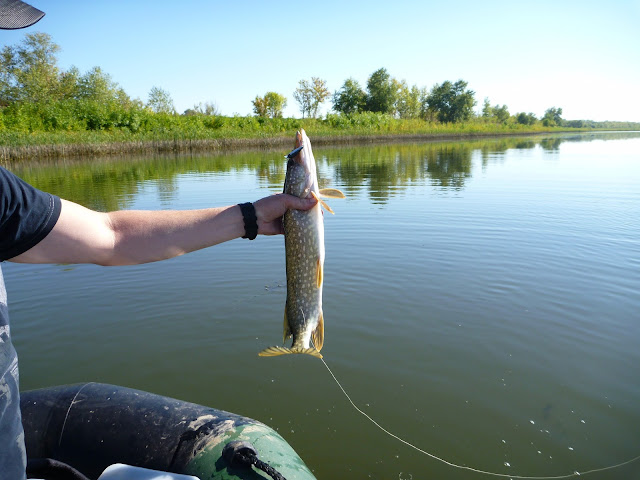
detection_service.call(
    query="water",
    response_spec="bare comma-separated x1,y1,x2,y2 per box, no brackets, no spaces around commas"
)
4,132,640,479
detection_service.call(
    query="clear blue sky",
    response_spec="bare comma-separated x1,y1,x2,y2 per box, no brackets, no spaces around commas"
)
3,0,639,121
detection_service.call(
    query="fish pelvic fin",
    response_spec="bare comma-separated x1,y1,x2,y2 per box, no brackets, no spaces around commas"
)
311,189,345,215
311,191,334,214
258,346,323,359
312,310,324,352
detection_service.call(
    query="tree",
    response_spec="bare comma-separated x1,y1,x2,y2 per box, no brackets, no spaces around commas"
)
481,98,493,118
493,104,510,124
425,80,476,123
333,78,366,114
310,77,330,118
394,80,421,119
516,112,537,125
252,92,287,118
365,68,396,113
147,86,175,114
294,77,329,118
266,92,287,118
76,67,121,102
293,79,312,118
542,107,563,127
184,101,219,116
482,98,509,124
0,32,61,104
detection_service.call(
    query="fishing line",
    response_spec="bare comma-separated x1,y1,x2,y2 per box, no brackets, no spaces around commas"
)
319,357,640,479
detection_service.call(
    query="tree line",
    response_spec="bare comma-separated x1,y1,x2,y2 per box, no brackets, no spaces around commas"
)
1,32,634,137
260,68,565,127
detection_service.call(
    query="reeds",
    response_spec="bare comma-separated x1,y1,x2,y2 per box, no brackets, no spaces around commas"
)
0,113,582,162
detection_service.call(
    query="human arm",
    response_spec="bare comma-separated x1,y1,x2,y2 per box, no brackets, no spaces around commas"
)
9,194,316,266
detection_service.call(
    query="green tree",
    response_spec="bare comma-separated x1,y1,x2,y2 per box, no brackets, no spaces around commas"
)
365,68,396,113
266,92,287,118
333,78,366,114
493,104,510,124
252,92,287,118
542,107,563,127
0,32,61,104
293,79,312,118
425,80,476,123
516,112,537,125
147,86,175,114
57,65,80,100
252,95,268,117
294,77,329,118
310,77,330,117
76,67,122,103
394,80,421,119
481,98,493,118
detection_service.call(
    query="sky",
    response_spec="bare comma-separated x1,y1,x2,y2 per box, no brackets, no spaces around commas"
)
2,0,640,122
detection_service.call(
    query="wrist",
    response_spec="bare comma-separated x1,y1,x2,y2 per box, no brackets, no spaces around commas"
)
238,202,258,240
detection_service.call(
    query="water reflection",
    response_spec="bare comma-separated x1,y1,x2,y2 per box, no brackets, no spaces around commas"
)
6,132,640,208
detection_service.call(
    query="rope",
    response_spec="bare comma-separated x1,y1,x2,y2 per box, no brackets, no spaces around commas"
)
236,451,287,480
223,440,287,480
320,357,640,479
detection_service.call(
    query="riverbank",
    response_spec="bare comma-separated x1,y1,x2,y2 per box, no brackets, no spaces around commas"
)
0,125,583,162
4,109,637,162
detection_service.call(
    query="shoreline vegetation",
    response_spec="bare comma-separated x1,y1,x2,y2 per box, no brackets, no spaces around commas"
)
0,120,633,162
0,119,634,162
2,33,639,162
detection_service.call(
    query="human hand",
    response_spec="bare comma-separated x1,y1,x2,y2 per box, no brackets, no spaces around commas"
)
253,193,317,235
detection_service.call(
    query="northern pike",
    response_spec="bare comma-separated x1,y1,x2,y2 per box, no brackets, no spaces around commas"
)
259,129,344,359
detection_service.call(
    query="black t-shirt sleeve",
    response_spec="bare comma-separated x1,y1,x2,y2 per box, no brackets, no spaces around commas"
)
0,166,62,261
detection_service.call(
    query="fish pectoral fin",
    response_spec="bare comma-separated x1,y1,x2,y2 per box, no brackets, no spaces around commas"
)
258,346,322,359
311,191,335,215
319,188,345,199
312,311,324,352
283,307,292,343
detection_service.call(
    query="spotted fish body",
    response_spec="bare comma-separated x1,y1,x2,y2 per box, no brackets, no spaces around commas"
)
259,130,343,359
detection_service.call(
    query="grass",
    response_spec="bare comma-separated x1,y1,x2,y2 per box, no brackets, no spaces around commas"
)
0,112,588,162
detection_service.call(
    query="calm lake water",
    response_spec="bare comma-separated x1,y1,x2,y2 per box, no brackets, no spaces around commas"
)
4,132,640,479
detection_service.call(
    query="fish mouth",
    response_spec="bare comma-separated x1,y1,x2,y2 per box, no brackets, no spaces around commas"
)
292,129,311,169
294,129,304,149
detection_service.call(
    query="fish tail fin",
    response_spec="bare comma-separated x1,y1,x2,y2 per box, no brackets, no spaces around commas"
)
258,346,323,359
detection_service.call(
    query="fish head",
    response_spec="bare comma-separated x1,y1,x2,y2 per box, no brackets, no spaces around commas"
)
284,129,318,199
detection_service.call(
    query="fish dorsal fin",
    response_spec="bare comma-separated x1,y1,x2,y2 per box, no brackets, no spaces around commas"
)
319,188,345,199
316,257,323,288
283,304,292,343
312,310,324,352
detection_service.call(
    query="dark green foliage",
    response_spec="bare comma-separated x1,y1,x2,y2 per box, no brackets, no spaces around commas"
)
516,112,538,125
333,78,366,115
542,107,563,127
365,68,396,114
425,80,476,123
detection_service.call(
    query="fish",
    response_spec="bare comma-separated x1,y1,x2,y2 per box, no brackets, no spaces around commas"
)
259,129,344,359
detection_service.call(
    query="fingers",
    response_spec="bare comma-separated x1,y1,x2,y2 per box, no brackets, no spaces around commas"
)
288,194,318,211
252,193,318,237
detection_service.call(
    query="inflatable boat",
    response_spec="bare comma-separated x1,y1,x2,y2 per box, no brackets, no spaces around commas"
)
20,383,316,480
